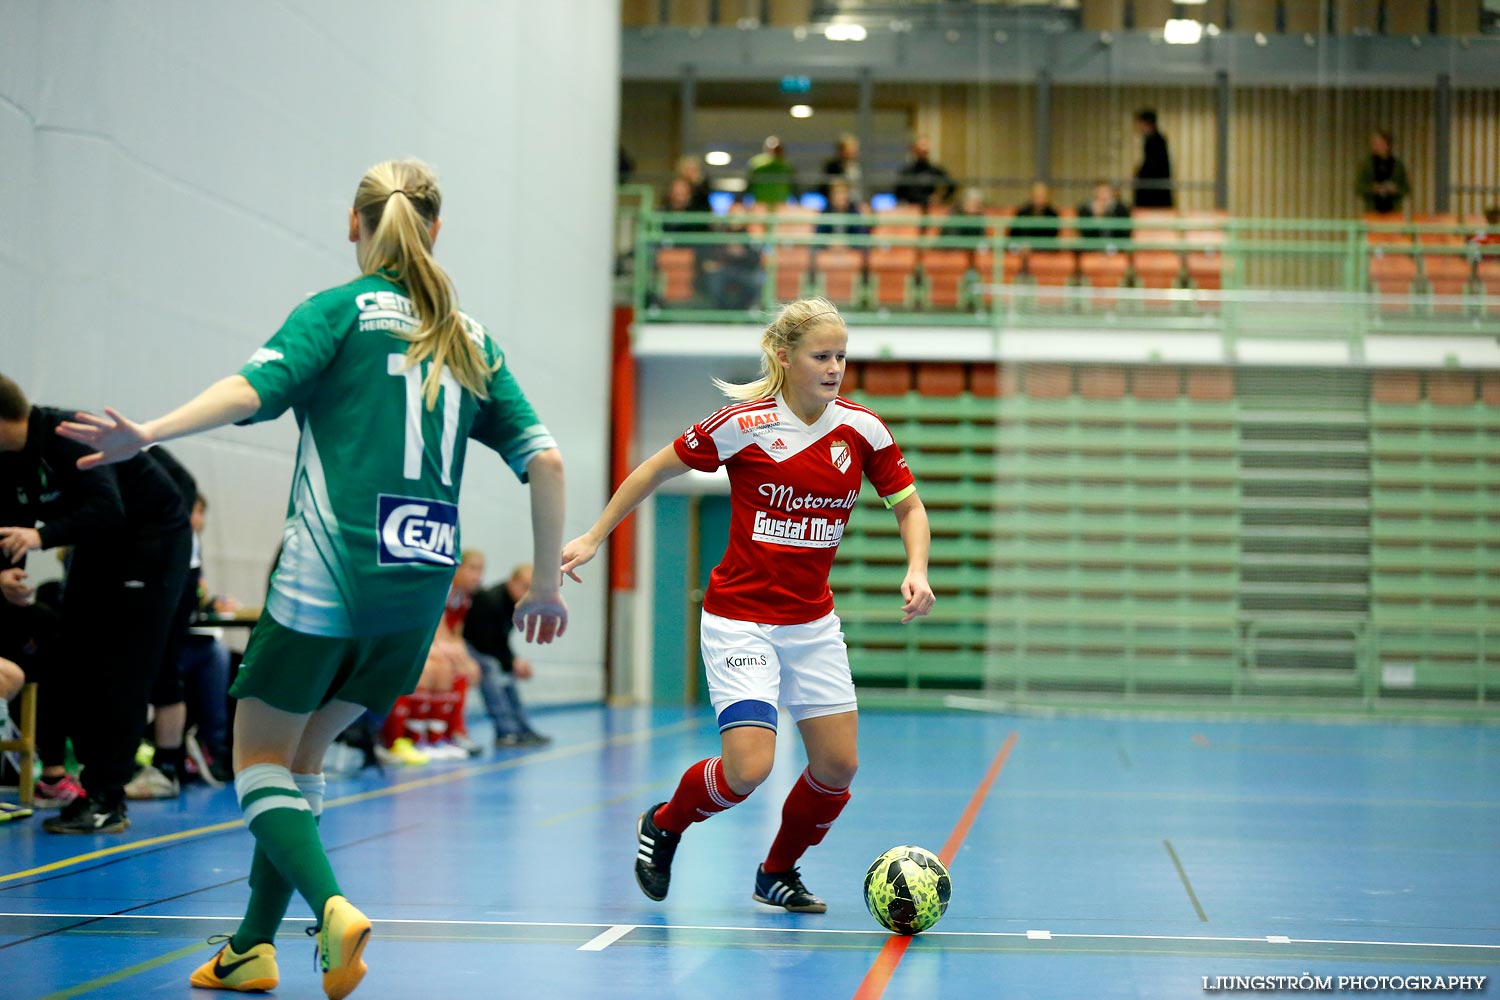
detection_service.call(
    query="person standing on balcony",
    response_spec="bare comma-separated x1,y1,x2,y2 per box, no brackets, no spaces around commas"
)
1356,129,1411,215
894,135,955,210
747,136,798,209
1132,109,1174,209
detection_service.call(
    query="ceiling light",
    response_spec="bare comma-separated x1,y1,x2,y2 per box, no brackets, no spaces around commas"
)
789,105,814,119
705,151,732,167
824,23,868,42
1163,18,1203,44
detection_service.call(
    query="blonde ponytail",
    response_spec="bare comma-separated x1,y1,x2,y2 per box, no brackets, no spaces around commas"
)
354,159,496,409
712,297,846,401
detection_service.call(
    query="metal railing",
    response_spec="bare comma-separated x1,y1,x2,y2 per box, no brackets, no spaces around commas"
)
633,207,1500,341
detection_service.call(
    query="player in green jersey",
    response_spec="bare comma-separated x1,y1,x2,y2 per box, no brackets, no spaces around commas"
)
59,159,569,1000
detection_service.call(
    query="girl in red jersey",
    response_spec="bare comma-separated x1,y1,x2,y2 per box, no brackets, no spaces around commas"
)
562,297,933,912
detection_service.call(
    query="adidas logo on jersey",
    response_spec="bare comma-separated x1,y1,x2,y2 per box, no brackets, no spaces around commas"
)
770,438,787,451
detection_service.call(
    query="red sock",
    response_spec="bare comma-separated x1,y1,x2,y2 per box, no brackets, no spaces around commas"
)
382,697,414,747
447,676,470,738
654,757,748,833
410,692,440,743
763,768,851,872
428,688,463,741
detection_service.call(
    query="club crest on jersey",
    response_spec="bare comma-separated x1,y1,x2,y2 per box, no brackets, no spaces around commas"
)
377,494,460,567
829,439,851,473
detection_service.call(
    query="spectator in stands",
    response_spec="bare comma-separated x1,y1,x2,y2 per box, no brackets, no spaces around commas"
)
1077,181,1132,244
1355,129,1410,215
894,135,955,210
1132,109,1174,209
0,373,191,834
467,564,551,747
816,180,869,240
1,562,76,807
700,215,766,310
947,188,991,241
746,136,798,208
820,134,864,205
1011,182,1061,246
618,146,636,186
662,177,711,232
675,156,714,213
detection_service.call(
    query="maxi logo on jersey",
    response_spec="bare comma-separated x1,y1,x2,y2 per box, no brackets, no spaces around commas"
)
377,494,460,567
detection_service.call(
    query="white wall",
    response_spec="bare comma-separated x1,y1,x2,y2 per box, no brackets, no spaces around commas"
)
0,1,619,705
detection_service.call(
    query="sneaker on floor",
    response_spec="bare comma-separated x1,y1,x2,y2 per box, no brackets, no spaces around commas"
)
42,795,129,835
449,732,483,757
516,730,552,747
316,895,372,1000
0,801,33,823
634,802,681,902
386,737,429,766
753,864,828,913
34,775,87,810
125,764,181,800
422,741,467,762
188,936,279,992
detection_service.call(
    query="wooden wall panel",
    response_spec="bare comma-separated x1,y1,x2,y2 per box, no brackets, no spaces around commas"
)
1231,0,1279,32
1081,0,1126,31
1050,85,1219,212
1453,90,1500,218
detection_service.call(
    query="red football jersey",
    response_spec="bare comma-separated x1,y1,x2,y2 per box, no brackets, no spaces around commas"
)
674,394,916,625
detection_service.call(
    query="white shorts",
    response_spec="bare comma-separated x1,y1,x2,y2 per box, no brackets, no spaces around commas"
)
700,610,858,733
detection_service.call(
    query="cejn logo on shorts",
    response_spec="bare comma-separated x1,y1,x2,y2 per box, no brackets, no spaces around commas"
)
377,494,460,567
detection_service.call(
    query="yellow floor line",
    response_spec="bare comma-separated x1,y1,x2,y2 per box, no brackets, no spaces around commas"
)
1,718,703,885
37,941,207,1000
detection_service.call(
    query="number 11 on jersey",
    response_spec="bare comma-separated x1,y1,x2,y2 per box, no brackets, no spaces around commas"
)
388,353,461,485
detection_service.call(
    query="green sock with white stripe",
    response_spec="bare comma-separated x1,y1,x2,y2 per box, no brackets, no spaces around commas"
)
232,765,339,948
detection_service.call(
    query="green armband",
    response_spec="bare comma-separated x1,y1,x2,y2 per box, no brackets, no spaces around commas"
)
882,484,917,509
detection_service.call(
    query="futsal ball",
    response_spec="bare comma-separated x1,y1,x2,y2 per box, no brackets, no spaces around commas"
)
863,845,951,935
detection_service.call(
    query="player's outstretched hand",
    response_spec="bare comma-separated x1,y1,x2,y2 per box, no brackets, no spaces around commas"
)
561,534,599,584
56,409,151,469
900,572,936,624
514,588,568,645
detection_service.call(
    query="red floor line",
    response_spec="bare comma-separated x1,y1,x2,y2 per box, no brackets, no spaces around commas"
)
851,731,1019,1000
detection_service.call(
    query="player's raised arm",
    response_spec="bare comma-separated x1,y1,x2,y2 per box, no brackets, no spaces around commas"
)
56,376,262,469
562,444,691,582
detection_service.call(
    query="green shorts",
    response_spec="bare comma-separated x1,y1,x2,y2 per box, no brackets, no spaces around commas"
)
230,615,436,715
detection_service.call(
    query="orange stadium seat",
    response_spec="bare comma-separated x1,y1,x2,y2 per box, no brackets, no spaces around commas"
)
922,249,973,309
655,247,697,304
1413,214,1470,310
916,362,966,397
1478,258,1500,315
1078,249,1129,309
1184,212,1229,304
1364,214,1417,310
1025,250,1076,308
766,244,811,302
1132,227,1183,309
861,363,913,396
814,247,864,307
972,247,1023,307
867,246,919,308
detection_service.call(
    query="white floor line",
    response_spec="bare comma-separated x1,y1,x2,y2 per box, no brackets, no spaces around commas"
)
4,913,1498,951
578,924,636,952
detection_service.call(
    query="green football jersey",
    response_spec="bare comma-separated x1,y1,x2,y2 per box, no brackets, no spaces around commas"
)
238,272,555,638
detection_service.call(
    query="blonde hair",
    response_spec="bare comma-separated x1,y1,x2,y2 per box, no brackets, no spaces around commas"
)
354,159,495,409
712,298,846,401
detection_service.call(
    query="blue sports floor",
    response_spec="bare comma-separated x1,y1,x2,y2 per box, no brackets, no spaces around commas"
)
2,706,1497,999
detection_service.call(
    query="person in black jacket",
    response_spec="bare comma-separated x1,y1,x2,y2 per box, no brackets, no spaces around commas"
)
0,374,191,833
1133,109,1174,209
465,563,550,747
